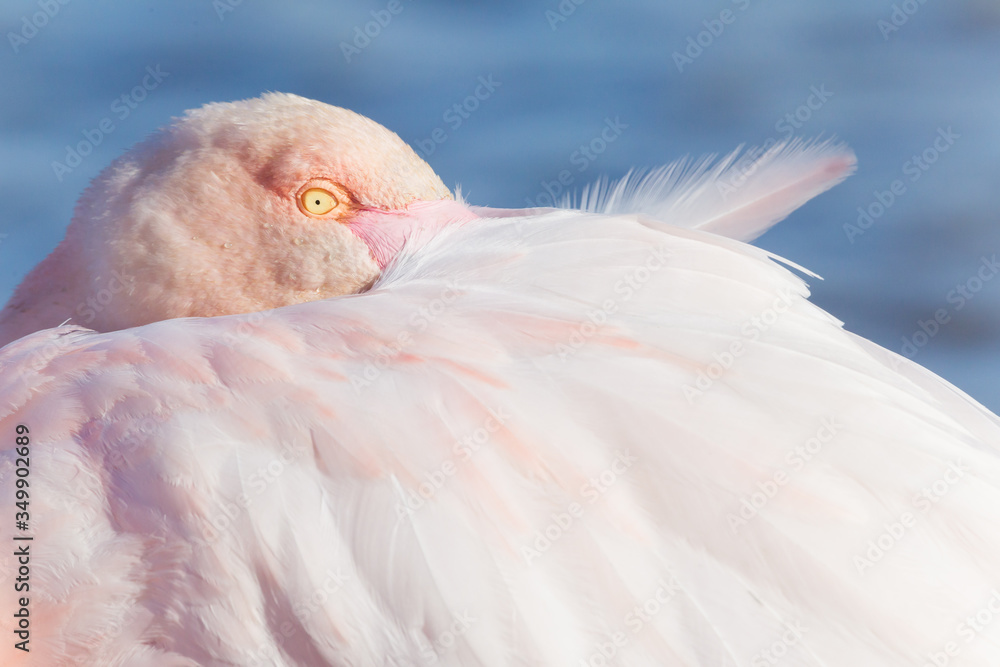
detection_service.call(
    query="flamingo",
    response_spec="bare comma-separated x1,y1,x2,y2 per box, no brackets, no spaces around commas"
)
1,93,998,666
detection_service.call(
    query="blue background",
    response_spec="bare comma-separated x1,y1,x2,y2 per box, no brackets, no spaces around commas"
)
1,0,997,411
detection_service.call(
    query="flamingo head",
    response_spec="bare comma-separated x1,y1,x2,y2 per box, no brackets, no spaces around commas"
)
0,93,476,344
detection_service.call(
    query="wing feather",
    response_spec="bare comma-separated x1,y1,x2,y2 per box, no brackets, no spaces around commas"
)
2,208,998,666
567,139,856,242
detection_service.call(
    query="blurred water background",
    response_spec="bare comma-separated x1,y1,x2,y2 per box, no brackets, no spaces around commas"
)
1,0,997,410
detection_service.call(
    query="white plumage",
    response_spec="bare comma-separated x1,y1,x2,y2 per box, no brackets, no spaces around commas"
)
1,95,998,666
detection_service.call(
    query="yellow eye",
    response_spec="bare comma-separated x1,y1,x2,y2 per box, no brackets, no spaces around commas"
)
300,188,338,216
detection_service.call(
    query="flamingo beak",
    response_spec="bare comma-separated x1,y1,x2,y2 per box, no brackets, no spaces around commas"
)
345,199,481,270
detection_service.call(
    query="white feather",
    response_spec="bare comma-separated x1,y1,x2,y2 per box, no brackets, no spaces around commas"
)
564,139,856,242
2,142,997,667
3,205,999,665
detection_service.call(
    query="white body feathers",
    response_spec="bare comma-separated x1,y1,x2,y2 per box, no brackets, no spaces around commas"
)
1,140,998,666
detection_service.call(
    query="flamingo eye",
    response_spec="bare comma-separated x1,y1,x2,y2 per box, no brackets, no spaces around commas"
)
300,188,338,216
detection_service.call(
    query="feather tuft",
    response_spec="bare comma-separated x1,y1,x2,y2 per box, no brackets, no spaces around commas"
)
563,138,856,242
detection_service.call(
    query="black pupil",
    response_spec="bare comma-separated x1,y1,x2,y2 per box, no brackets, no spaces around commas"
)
315,200,321,205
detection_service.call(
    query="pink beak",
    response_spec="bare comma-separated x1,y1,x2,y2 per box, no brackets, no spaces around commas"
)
346,199,481,270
